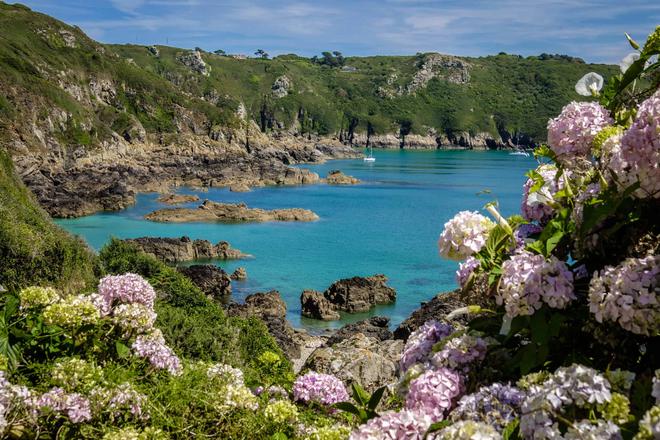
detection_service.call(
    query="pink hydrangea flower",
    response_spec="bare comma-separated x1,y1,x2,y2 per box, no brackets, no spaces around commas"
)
132,329,182,375
456,257,480,288
400,321,454,372
349,409,433,440
292,372,348,406
97,273,156,313
616,89,660,198
432,334,488,373
588,255,659,336
438,211,494,261
547,101,613,159
497,251,575,318
37,387,92,423
405,368,462,422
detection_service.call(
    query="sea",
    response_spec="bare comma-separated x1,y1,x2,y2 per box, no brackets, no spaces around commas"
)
56,149,537,331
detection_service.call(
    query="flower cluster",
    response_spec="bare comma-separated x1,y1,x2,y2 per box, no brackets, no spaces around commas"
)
405,368,462,422
293,372,349,406
520,364,614,439
455,257,480,289
400,321,454,373
217,383,259,412
207,363,244,387
97,273,156,313
431,334,488,373
132,330,182,375
38,387,92,423
51,358,104,393
497,250,575,317
565,419,622,440
101,426,168,440
588,255,659,336
521,164,561,223
617,89,660,199
636,406,660,440
90,383,149,421
1,371,35,435
306,424,352,440
42,294,100,329
514,223,543,248
264,400,299,423
19,286,59,309
451,382,524,431
349,409,433,440
429,420,500,440
112,304,157,334
438,211,494,261
546,101,613,159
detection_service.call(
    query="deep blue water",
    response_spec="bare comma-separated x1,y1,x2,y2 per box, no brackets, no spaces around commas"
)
56,150,536,330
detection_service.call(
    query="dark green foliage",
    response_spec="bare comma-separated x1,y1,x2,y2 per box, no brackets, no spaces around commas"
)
334,383,387,423
0,149,100,293
99,239,292,385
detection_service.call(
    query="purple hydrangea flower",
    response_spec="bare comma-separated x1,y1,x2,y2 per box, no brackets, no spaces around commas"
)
405,368,462,422
514,223,543,248
349,409,433,440
293,372,348,406
132,329,182,375
451,383,524,431
456,257,480,289
37,387,92,423
97,273,156,313
400,321,454,373
588,255,659,336
431,334,488,373
547,101,613,159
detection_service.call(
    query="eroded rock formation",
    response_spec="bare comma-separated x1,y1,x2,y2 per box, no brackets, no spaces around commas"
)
123,236,248,263
145,200,319,223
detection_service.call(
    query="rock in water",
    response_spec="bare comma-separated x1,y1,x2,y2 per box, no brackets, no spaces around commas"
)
326,316,392,345
157,194,200,205
301,290,340,320
227,290,300,360
325,170,360,185
123,236,248,263
324,274,396,313
229,183,251,192
178,265,231,299
304,334,403,392
144,200,319,223
231,267,247,280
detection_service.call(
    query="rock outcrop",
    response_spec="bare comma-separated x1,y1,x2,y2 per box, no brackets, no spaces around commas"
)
326,316,393,346
303,334,403,392
144,200,319,223
157,194,200,205
325,170,360,185
271,75,291,98
300,290,340,320
230,267,247,280
123,236,248,263
178,264,232,299
300,275,397,320
227,291,300,360
177,50,210,76
393,290,466,340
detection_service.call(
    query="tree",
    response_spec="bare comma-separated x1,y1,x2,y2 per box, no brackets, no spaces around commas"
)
254,49,269,59
213,49,226,56
332,51,345,67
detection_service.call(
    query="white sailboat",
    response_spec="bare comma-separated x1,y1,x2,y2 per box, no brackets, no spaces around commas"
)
509,130,530,156
363,144,376,162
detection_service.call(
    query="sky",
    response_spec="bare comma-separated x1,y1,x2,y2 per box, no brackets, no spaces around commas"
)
16,0,660,64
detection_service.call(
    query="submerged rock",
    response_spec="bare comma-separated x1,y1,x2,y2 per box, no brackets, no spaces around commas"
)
325,170,360,185
178,264,231,299
304,333,403,392
123,236,248,263
301,290,340,320
144,200,319,223
157,193,200,205
230,267,247,280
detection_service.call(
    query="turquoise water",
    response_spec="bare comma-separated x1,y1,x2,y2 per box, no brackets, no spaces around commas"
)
56,150,536,330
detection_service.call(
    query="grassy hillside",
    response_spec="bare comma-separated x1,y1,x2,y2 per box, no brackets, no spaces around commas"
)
0,2,618,151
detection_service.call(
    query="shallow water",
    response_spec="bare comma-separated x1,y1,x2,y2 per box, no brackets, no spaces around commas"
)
56,149,536,330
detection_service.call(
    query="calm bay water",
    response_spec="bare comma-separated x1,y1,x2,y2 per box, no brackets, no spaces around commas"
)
56,150,536,330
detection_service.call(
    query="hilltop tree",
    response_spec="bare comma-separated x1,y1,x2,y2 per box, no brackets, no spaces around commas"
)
254,49,269,59
213,49,226,56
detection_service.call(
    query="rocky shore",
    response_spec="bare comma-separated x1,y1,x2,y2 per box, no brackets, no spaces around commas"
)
324,170,360,185
156,194,200,205
123,236,249,262
144,200,319,223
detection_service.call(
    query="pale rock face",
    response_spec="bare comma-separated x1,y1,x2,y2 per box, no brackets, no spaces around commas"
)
147,45,160,57
272,75,292,98
177,50,210,76
58,29,77,48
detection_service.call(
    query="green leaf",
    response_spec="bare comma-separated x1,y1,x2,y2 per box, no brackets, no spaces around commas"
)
351,382,370,406
333,401,361,415
545,230,565,255
530,310,549,346
502,419,520,440
519,344,538,374
115,341,130,359
426,420,451,434
367,385,387,411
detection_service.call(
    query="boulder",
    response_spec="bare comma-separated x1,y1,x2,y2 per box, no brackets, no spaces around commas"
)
227,290,300,360
303,334,403,392
229,183,251,192
144,200,319,223
271,75,291,98
393,290,466,340
157,194,200,205
326,316,392,346
230,267,247,280
177,264,231,299
301,290,340,320
123,236,248,263
325,274,396,313
325,170,360,185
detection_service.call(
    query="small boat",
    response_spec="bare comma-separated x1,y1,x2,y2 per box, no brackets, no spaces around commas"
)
509,151,530,157
364,145,376,162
